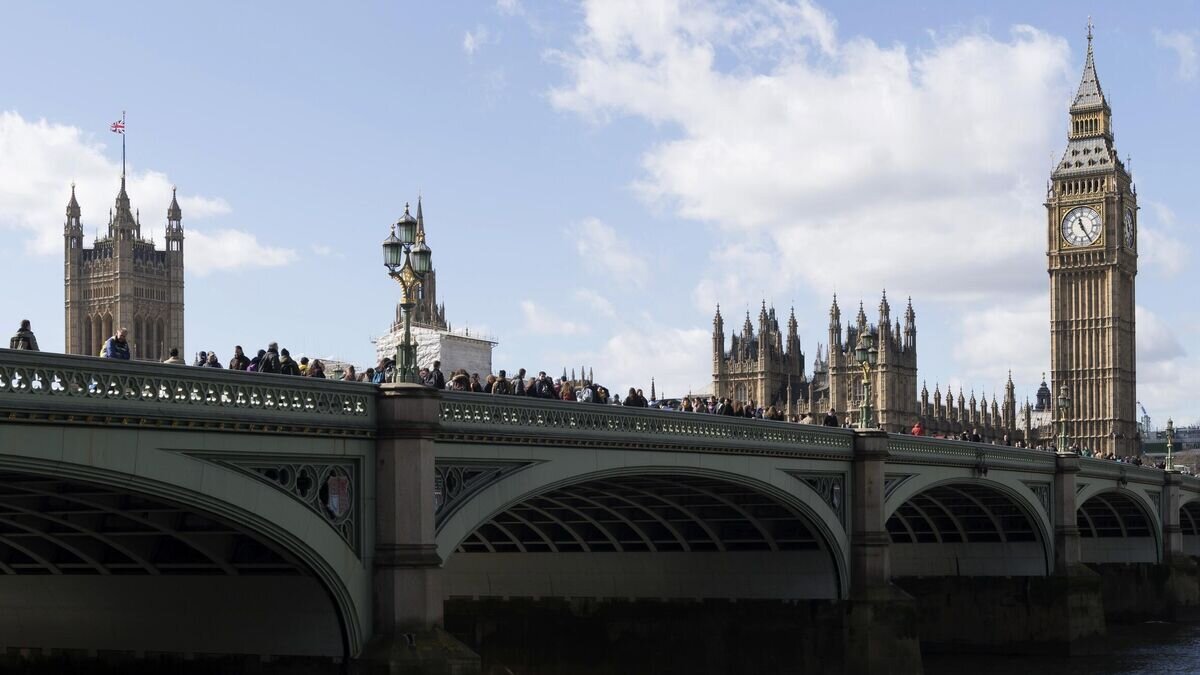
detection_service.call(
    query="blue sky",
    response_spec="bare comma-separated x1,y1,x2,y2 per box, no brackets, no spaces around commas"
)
1,1,1198,426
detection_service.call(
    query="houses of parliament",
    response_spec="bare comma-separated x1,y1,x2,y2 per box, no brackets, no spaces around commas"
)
712,28,1139,454
62,176,185,361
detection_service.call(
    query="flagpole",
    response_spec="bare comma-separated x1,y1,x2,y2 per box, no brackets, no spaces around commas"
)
121,110,126,180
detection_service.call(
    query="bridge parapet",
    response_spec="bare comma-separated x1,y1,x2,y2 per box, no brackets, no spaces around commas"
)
437,391,855,456
0,349,376,436
887,435,1058,473
1078,456,1175,487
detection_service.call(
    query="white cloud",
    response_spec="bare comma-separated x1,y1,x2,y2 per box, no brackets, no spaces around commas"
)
571,217,649,288
551,2,1074,302
1136,201,1190,277
519,300,587,335
463,25,491,56
310,243,346,259
1136,305,1199,426
591,324,712,397
952,294,1048,387
0,111,284,277
1148,201,1177,227
543,321,712,397
1154,29,1199,80
573,288,617,318
1139,226,1189,277
187,229,297,276
496,0,522,15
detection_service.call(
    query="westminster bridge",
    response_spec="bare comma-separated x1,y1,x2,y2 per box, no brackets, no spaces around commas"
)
1,349,1199,673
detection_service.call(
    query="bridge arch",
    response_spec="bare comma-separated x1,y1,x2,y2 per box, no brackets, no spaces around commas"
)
437,459,849,599
1076,488,1160,564
883,476,1053,576
0,436,368,658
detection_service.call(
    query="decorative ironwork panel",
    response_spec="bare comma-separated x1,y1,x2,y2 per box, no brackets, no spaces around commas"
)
0,350,374,434
197,455,361,553
434,460,536,530
1147,490,1161,517
1022,481,1052,519
884,474,915,500
788,471,846,527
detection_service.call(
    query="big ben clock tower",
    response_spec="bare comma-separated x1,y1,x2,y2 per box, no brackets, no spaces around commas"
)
1047,24,1138,456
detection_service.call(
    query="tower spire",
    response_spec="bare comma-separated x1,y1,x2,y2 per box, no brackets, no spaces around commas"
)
1072,19,1106,112
415,194,426,244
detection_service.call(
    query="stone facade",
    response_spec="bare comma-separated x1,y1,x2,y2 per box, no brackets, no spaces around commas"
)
713,293,1024,439
1047,31,1139,456
375,325,496,378
810,293,918,432
916,375,1019,442
711,302,804,411
63,179,184,361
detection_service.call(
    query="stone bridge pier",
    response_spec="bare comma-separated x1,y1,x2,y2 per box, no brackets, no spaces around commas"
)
358,384,479,673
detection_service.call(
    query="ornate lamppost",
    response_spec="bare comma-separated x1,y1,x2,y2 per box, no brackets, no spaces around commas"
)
1166,418,1176,471
854,331,879,430
1056,383,1071,453
382,203,433,383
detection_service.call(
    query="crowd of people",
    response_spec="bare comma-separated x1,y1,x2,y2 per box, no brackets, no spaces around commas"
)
2,320,1187,470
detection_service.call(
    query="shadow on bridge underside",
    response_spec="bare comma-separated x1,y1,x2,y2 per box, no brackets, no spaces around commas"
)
0,470,345,659
1183,501,1200,557
1077,490,1158,563
445,473,842,601
887,482,1050,576
0,471,296,575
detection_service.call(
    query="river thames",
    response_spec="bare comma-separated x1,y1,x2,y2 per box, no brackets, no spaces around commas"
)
926,621,1200,674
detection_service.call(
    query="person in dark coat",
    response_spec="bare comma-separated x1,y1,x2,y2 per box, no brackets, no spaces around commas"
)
248,350,266,372
258,342,281,374
8,320,39,351
822,408,839,427
278,349,302,376
424,360,447,389
228,346,251,371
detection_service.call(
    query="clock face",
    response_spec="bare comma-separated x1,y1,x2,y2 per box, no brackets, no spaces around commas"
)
1124,208,1135,249
1061,206,1101,247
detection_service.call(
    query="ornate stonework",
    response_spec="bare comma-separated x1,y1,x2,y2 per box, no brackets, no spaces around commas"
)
1047,31,1138,456
63,179,184,360
713,294,1022,440
711,302,804,410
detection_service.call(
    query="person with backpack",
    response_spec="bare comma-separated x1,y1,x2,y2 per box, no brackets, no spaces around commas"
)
258,342,281,374
8,320,39,351
278,348,301,376
491,370,511,395
424,360,447,389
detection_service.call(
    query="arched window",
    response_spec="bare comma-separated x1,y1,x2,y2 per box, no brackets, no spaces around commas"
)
155,319,165,361
83,316,92,357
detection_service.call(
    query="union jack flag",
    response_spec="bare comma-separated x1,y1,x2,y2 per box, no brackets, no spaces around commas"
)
110,119,124,134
